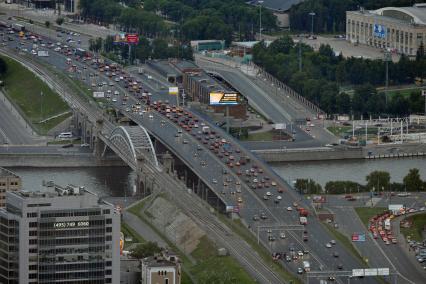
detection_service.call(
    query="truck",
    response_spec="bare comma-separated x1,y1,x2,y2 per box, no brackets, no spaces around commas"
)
300,216,308,225
138,67,144,74
298,208,309,217
303,261,311,272
384,218,391,231
202,126,210,134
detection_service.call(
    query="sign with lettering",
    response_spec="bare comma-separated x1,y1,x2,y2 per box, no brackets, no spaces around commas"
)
54,221,89,228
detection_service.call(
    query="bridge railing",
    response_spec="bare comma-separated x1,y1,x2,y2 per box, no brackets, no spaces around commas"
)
249,62,326,118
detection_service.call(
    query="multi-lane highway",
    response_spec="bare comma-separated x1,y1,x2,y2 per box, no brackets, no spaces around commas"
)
0,25,395,284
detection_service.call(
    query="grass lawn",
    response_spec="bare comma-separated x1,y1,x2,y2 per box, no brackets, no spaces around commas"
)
190,236,256,284
127,198,270,284
355,207,387,227
379,87,422,98
121,222,145,247
218,216,301,284
327,126,352,136
400,213,426,242
0,55,70,134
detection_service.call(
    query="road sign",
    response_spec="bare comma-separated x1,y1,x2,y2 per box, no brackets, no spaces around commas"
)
352,233,366,242
274,123,287,130
126,34,139,44
377,268,390,276
209,92,238,105
352,269,364,277
93,91,105,98
373,24,386,38
169,87,179,95
364,268,378,276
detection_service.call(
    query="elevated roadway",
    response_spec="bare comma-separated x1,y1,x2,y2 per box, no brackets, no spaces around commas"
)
0,30,397,283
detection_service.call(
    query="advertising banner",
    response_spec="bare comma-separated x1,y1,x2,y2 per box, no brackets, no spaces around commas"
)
352,233,366,242
93,92,105,98
169,87,179,95
126,34,139,44
373,24,386,38
209,92,238,105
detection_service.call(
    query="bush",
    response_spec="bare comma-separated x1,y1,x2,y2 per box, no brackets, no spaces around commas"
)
325,181,365,194
295,179,322,194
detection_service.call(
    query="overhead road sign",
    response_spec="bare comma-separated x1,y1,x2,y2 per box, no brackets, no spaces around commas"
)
364,268,378,276
352,269,364,277
377,268,390,276
93,92,105,98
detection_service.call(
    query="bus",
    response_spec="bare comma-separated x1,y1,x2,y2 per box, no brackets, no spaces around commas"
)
11,23,25,32
57,132,73,139
75,48,88,58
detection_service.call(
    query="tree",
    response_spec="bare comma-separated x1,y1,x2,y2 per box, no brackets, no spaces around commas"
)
366,171,390,192
56,17,64,26
130,242,162,259
45,21,51,29
0,58,7,76
403,168,423,191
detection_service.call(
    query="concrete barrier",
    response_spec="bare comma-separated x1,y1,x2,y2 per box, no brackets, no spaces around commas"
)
0,154,125,167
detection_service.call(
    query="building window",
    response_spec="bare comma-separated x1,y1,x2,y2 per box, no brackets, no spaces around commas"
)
29,222,37,228
27,212,38,218
165,279,169,284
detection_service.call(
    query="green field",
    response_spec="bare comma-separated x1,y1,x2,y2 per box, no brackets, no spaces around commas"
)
127,198,258,284
327,126,352,136
400,213,426,242
0,55,70,134
355,207,387,227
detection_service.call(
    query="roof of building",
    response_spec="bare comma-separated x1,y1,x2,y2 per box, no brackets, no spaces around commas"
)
143,256,177,268
350,4,426,26
232,41,272,49
0,167,19,178
248,0,304,12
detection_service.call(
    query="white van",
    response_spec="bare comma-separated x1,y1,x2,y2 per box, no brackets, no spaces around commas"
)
58,132,73,139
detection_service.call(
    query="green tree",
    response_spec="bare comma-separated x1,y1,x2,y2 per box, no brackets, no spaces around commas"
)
366,171,390,192
45,21,51,29
55,17,64,26
403,168,424,191
130,241,162,259
0,57,7,76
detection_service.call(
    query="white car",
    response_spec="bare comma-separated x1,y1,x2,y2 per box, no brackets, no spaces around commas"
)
266,191,272,196
287,206,293,211
112,98,117,102
326,243,332,248
280,232,286,239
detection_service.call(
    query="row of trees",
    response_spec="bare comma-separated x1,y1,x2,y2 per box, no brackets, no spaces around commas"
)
252,36,426,116
289,0,424,33
89,36,193,63
0,57,7,76
79,0,277,43
294,168,425,194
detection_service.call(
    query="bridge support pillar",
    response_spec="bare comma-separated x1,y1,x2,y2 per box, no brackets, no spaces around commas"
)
94,119,105,159
162,151,173,174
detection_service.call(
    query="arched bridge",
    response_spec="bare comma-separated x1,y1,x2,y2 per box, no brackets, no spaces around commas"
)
102,125,160,171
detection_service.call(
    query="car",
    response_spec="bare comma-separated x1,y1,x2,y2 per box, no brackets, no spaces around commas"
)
112,98,117,102
287,206,293,211
333,252,339,258
212,178,217,184
326,243,332,248
266,191,272,196
268,235,276,242
286,255,292,262
148,114,153,119
297,267,303,274
280,232,286,239
297,251,303,257
330,240,336,245
237,197,243,203
260,212,267,219
263,195,269,200
182,139,188,144
337,264,343,270
252,215,259,221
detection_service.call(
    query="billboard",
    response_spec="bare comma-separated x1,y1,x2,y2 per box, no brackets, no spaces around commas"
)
169,87,179,95
126,34,139,44
93,92,105,98
209,92,238,106
373,24,386,38
113,33,127,45
352,233,366,242
37,50,49,57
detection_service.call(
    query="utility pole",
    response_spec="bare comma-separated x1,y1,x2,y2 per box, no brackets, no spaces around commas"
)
298,39,302,72
384,50,391,106
258,1,264,40
309,12,316,36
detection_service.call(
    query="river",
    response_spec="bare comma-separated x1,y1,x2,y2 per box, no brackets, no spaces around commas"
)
272,157,426,186
6,157,426,193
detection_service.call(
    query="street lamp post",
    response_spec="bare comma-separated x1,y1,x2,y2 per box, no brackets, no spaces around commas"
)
258,1,264,40
309,12,316,36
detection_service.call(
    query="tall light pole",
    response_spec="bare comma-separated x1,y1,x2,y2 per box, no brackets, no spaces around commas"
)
309,12,316,36
258,1,264,40
384,50,392,106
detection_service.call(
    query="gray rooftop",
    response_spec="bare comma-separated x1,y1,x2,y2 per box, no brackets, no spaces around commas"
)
0,167,19,178
350,4,426,26
248,0,304,12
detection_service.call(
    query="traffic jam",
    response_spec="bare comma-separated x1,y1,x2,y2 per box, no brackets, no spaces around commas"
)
369,211,398,245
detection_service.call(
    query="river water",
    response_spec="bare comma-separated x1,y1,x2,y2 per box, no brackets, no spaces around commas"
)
271,157,426,186
6,157,426,193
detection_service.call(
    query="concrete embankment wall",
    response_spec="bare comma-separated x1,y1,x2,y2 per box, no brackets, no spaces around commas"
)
0,154,126,167
254,143,426,162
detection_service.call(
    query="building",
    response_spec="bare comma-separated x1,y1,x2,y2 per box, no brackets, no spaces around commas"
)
190,40,225,52
0,167,21,207
15,1,80,14
346,4,426,56
248,0,305,28
0,185,120,284
141,252,181,284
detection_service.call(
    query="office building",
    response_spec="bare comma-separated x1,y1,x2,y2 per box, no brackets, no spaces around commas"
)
346,4,426,56
0,167,21,207
0,185,120,284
